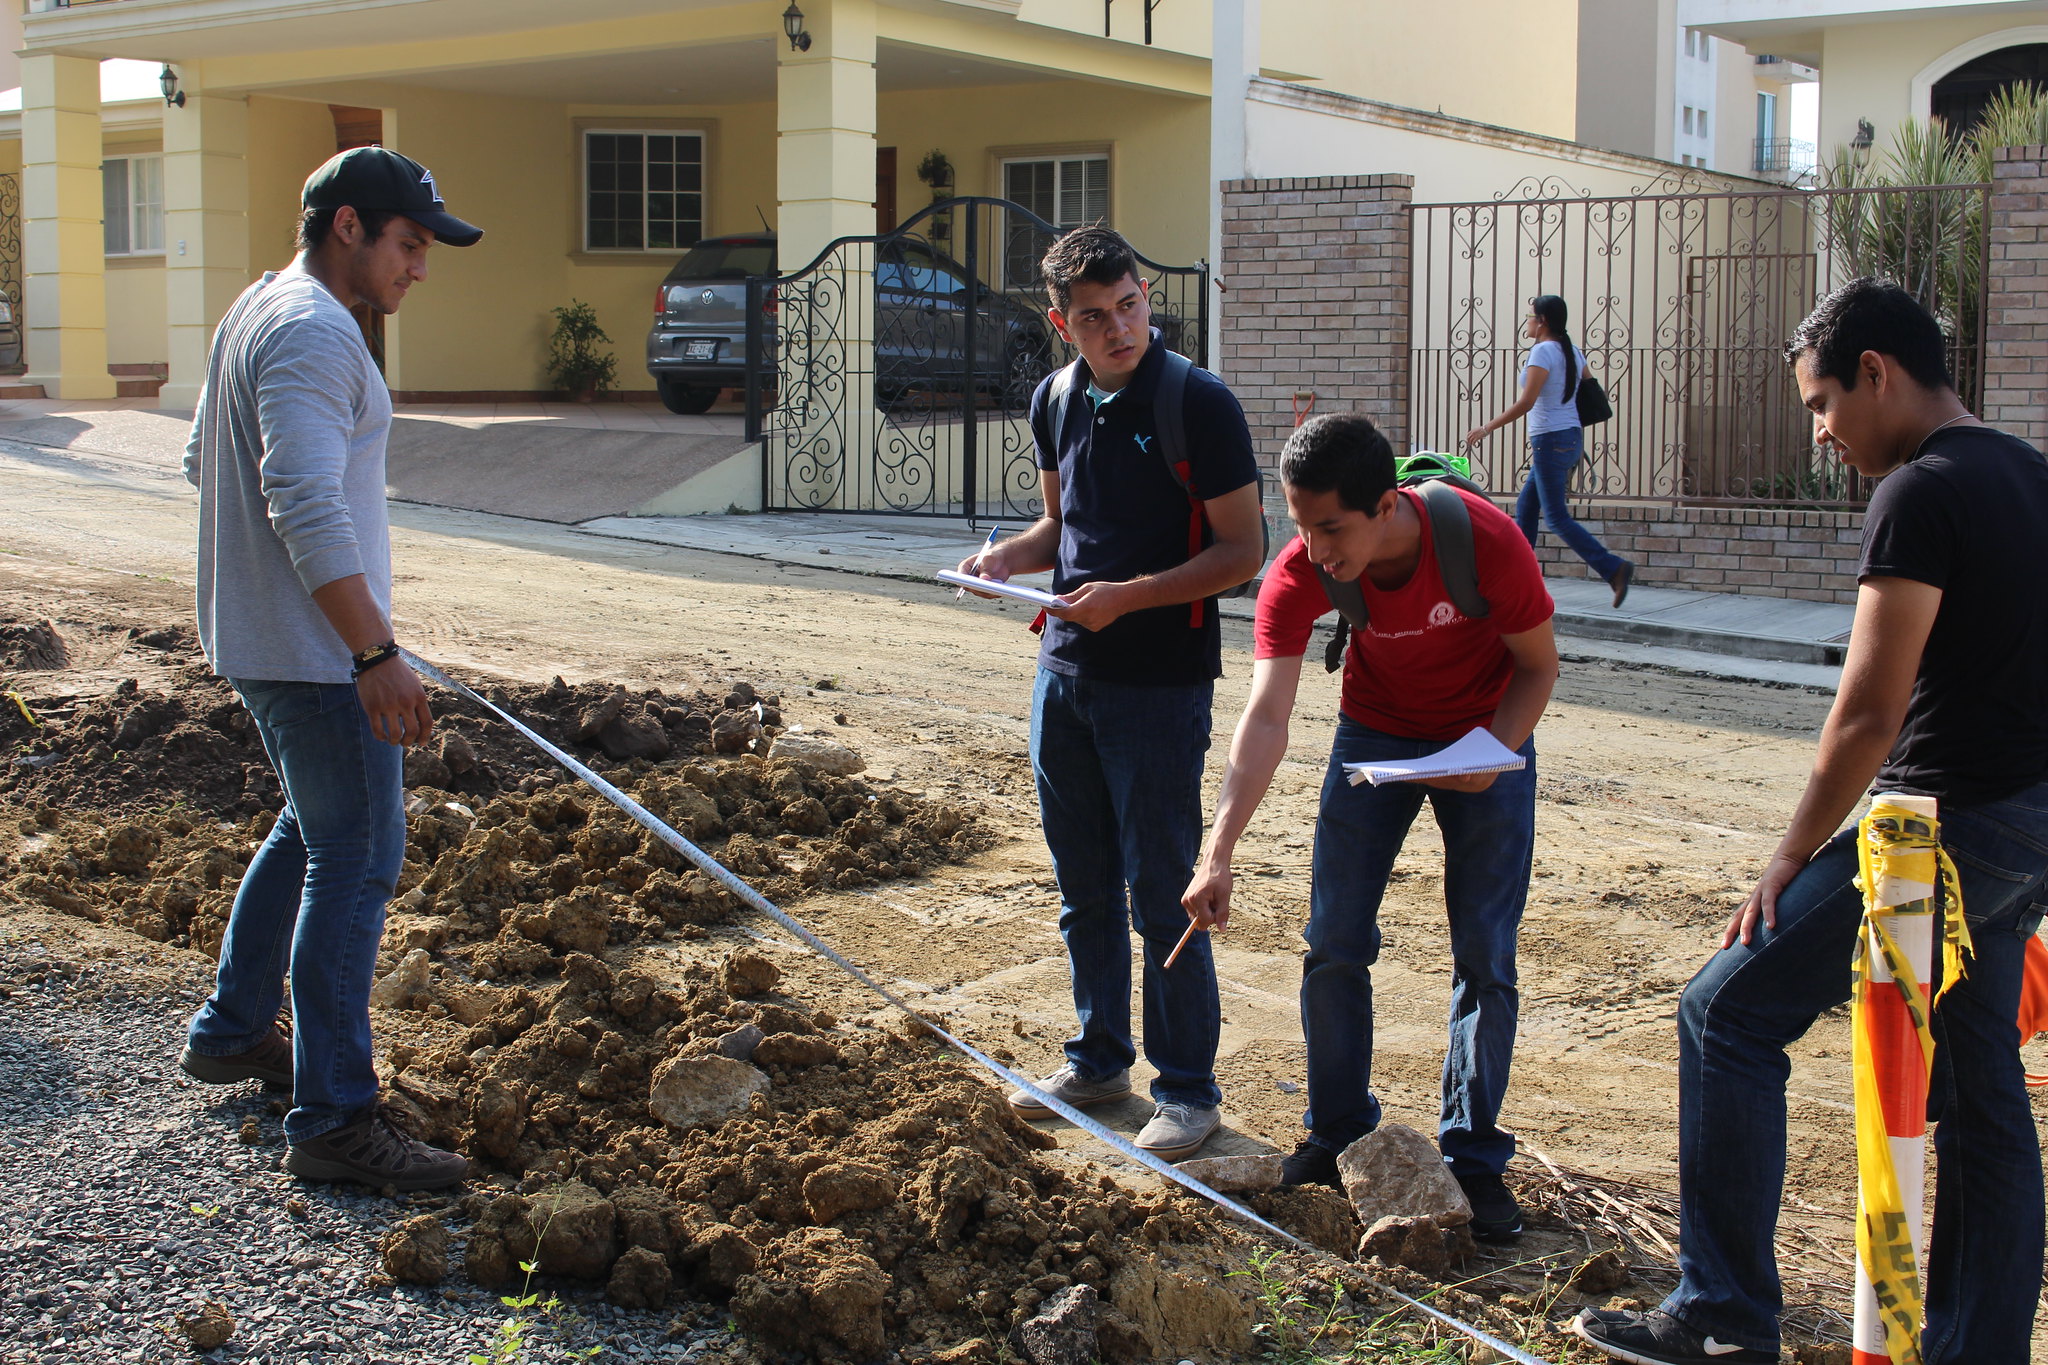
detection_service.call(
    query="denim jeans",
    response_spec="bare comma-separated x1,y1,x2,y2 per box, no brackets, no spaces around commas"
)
1515,427,1625,581
1030,668,1220,1108
1664,781,2048,1361
186,680,407,1143
1301,718,1537,1174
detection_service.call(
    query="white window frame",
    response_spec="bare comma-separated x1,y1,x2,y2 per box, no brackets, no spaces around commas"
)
580,128,706,254
103,154,164,258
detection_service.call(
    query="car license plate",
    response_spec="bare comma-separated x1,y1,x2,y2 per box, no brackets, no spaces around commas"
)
683,339,718,360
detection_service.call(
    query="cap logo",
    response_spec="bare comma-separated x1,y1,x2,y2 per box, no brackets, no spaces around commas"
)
420,167,443,207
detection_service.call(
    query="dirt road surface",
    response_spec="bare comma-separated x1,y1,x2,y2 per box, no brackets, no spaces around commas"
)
0,429,2042,1360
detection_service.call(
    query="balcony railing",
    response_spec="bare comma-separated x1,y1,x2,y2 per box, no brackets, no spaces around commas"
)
1753,137,1817,178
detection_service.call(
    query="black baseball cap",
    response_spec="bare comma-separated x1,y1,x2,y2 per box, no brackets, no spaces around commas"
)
301,146,483,248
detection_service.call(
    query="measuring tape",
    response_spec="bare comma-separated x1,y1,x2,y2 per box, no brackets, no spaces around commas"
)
403,650,1556,1365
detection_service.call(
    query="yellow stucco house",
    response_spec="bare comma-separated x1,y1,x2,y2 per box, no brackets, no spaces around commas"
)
0,0,1590,405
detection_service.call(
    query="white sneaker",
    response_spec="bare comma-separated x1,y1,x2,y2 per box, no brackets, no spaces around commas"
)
1007,1064,1133,1118
1136,1100,1221,1161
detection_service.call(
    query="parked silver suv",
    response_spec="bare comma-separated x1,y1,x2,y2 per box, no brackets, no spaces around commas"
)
645,235,773,414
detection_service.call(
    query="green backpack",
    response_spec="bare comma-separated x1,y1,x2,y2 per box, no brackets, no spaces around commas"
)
1312,453,1491,672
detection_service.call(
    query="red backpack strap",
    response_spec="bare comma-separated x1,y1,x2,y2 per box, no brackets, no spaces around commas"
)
1173,459,1204,628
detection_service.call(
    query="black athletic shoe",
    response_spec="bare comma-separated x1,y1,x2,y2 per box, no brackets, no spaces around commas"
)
1279,1139,1342,1189
1454,1169,1523,1240
1571,1308,1778,1364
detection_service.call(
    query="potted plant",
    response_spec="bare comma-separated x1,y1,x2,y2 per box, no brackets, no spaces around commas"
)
546,299,618,402
916,148,955,243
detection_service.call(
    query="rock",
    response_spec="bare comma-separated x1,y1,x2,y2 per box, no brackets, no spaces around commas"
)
718,949,780,997
173,1299,234,1350
103,821,161,876
1013,1283,1100,1365
803,1162,899,1224
648,1054,770,1133
1173,1153,1283,1194
606,1245,673,1310
711,708,761,754
1358,1214,1471,1278
380,1214,449,1285
462,1193,534,1287
404,747,452,790
731,1227,890,1359
1566,1248,1631,1295
573,688,627,742
439,732,477,774
754,1031,839,1068
713,1023,765,1061
767,733,866,775
528,1180,618,1280
685,1221,758,1291
368,947,432,1011
539,891,610,954
1335,1123,1472,1228
597,710,671,761
1106,1253,1252,1358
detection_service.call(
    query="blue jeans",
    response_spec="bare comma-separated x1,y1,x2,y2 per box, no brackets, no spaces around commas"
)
186,680,407,1143
1515,427,1625,581
1301,718,1537,1174
1665,782,2048,1361
1030,668,1220,1108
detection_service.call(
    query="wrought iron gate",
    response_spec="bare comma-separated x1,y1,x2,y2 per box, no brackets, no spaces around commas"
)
1410,178,1989,506
746,196,1208,517
0,174,20,334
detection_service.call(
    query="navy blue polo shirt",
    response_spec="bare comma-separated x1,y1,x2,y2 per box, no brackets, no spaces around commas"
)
1029,335,1258,685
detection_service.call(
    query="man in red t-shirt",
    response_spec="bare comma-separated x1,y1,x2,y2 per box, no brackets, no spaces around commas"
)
1182,414,1557,1238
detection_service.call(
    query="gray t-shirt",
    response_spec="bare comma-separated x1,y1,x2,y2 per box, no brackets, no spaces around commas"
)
1522,338,1587,436
184,264,393,684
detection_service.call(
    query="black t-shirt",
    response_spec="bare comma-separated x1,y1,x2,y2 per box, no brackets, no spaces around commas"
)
1029,337,1259,685
1860,424,2048,806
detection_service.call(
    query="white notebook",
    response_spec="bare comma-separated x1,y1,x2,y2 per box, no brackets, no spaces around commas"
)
1343,727,1527,787
936,569,1070,610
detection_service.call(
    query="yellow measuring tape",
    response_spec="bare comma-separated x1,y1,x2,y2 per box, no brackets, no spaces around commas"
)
1850,799,1970,1365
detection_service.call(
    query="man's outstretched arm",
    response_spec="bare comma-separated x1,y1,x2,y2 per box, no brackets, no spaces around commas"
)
1182,653,1305,930
1724,574,1939,946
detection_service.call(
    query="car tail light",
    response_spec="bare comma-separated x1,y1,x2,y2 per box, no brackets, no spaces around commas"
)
654,286,667,316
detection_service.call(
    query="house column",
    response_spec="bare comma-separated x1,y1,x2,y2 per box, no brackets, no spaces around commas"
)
776,0,877,268
161,91,249,410
20,53,114,400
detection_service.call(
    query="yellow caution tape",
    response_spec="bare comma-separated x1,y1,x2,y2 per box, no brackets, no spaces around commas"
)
1850,799,1969,1365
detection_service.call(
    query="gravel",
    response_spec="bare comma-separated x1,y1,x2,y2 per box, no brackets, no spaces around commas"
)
0,934,746,1365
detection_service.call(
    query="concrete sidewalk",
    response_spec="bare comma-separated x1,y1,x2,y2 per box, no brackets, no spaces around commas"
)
578,511,1850,689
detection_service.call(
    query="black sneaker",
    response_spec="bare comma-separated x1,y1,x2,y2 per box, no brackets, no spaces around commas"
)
179,1019,293,1089
284,1104,469,1192
1454,1169,1522,1240
1571,1308,1777,1364
1279,1139,1342,1189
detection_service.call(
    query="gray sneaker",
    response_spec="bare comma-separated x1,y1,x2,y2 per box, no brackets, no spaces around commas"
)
1007,1064,1133,1118
1137,1100,1221,1161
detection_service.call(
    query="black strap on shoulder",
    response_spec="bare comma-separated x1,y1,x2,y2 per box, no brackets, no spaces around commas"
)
1153,349,1191,479
1044,359,1086,458
1309,482,1492,673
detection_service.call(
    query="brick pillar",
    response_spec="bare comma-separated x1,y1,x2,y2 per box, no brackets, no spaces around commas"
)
1984,145,2048,444
1218,174,1413,469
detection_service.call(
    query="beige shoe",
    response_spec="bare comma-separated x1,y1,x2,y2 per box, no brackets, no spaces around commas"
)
1007,1064,1133,1118
1136,1101,1220,1162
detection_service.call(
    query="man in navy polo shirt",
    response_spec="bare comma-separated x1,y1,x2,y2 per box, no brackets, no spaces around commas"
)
957,226,1263,1160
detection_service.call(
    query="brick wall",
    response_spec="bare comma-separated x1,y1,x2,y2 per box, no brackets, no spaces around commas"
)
1218,175,1414,466
1984,145,2048,446
1498,500,1863,605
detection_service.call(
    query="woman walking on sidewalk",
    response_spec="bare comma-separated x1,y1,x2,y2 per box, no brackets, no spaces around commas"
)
1466,295,1632,606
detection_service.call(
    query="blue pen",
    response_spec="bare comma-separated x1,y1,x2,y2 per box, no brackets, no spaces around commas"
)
957,524,1002,598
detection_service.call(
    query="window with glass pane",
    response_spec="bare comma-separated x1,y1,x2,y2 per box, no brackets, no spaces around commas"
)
585,132,702,252
103,156,165,256
1002,154,1109,287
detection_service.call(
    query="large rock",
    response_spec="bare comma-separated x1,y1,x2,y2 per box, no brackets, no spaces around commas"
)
1013,1283,1100,1365
1335,1123,1472,1228
1357,1214,1474,1278
714,1023,765,1061
606,1245,673,1309
598,710,671,761
380,1214,450,1285
174,1299,235,1351
718,948,780,997
368,947,432,1010
1173,1153,1283,1194
648,1054,770,1132
711,709,761,754
768,732,865,775
528,1180,618,1280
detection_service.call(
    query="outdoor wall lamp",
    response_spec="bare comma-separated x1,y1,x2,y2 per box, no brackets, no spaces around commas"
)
159,64,185,108
782,3,812,52
1851,118,1875,151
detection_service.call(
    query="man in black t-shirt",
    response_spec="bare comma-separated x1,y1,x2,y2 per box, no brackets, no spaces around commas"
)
1576,279,2048,1365
955,227,1262,1161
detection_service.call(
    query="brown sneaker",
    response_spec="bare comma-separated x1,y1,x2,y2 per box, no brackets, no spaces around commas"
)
284,1105,470,1192
180,1020,293,1089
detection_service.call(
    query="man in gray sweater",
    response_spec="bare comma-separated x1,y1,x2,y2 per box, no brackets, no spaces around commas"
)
178,147,481,1191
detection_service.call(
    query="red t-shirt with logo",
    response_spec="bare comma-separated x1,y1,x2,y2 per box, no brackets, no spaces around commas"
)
1254,487,1555,741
